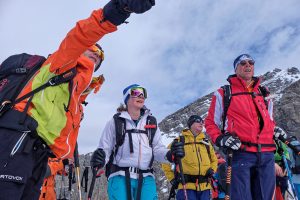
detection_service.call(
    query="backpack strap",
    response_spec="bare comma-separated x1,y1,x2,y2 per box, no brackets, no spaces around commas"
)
258,85,270,109
113,113,126,156
184,139,212,162
13,68,77,105
221,84,269,133
146,115,157,168
221,85,231,133
105,114,158,178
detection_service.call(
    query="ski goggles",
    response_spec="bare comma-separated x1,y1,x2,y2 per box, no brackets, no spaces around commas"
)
88,45,104,61
193,118,204,124
238,59,255,66
130,87,147,99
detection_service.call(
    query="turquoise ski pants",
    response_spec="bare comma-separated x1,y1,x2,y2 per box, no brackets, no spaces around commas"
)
107,175,158,200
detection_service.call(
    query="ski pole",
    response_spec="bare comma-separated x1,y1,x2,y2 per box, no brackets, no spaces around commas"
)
176,136,188,200
88,168,104,200
74,143,82,200
68,162,73,199
275,139,299,200
225,149,233,200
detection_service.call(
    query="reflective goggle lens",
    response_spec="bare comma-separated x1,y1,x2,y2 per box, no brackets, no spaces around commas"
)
130,87,147,99
194,119,204,124
239,59,255,66
89,45,104,61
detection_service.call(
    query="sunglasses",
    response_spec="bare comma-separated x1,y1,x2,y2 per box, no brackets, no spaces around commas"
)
130,87,147,99
194,119,204,124
239,60,255,66
89,45,105,61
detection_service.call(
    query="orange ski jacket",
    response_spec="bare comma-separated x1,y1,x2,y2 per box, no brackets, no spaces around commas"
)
14,9,116,158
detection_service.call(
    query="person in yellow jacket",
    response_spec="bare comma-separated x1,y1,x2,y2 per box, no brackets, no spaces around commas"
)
162,115,218,200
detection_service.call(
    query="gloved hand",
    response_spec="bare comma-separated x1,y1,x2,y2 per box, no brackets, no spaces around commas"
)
103,0,155,26
166,140,185,163
216,133,241,150
90,148,106,169
205,167,214,178
119,0,155,14
274,126,288,141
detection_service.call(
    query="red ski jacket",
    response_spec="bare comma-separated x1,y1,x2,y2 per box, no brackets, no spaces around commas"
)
205,75,275,152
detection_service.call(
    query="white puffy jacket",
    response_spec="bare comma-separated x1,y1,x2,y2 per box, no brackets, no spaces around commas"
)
98,109,169,179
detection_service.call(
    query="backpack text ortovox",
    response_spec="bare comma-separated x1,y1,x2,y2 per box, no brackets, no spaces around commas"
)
0,53,77,118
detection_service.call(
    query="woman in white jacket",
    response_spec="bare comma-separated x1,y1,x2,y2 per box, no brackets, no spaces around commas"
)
90,84,185,200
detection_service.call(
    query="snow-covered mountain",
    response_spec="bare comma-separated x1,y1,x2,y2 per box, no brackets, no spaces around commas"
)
159,67,300,146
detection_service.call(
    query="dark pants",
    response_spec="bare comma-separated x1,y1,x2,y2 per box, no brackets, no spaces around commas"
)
176,189,210,200
230,151,275,200
0,127,49,200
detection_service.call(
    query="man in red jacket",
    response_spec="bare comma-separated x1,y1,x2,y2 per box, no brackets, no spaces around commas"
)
205,54,277,200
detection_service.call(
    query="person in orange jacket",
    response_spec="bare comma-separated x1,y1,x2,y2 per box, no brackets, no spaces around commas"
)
0,0,155,199
39,158,68,200
39,77,105,200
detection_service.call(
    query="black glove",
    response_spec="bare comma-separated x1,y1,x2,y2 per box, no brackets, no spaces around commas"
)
103,0,130,26
216,133,241,150
166,140,185,163
90,148,106,169
205,167,214,178
103,0,155,26
118,0,155,14
274,126,288,141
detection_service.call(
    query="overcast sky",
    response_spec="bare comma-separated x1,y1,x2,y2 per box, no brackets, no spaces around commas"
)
1,0,300,154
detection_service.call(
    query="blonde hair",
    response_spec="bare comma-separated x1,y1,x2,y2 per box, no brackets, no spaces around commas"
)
116,103,127,113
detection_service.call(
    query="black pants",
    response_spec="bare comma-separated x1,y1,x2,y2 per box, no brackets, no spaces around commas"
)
0,127,49,200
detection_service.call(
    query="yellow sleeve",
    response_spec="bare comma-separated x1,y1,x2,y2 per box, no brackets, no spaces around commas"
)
209,144,218,172
161,163,175,181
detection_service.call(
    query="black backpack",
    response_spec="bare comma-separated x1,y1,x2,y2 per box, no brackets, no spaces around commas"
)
105,113,157,177
0,53,77,118
221,84,269,132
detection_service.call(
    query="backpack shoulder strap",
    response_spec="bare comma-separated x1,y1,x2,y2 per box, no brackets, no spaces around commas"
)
258,85,270,109
105,113,126,178
113,113,126,149
203,138,212,160
258,85,270,97
145,114,158,168
221,85,231,133
146,115,157,147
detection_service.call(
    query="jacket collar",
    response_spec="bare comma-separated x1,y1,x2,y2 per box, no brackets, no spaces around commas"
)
227,74,261,90
119,106,151,121
182,129,206,140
